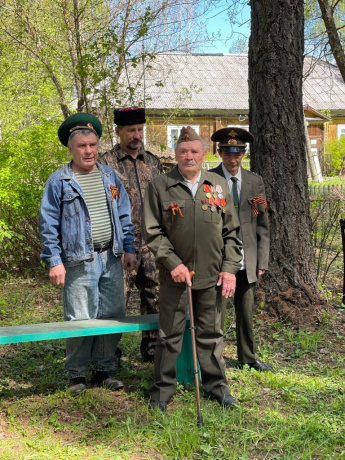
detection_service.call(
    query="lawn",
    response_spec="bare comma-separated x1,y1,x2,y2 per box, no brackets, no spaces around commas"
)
0,273,345,459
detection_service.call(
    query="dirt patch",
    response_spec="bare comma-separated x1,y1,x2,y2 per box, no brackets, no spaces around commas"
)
256,284,325,329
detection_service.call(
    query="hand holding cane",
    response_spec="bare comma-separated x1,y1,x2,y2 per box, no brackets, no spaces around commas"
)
187,270,204,427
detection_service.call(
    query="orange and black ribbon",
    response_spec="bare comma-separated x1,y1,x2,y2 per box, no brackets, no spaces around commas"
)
249,195,268,216
110,185,121,204
169,202,183,218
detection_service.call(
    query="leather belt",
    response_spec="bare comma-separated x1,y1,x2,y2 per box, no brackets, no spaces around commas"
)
93,241,112,252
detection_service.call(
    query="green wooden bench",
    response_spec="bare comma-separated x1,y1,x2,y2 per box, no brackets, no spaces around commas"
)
0,313,196,386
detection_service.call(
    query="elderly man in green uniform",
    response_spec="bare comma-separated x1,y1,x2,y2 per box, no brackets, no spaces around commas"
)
100,107,163,362
142,126,242,411
210,127,272,371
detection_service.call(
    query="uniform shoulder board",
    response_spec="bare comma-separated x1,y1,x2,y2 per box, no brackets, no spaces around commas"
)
247,170,261,177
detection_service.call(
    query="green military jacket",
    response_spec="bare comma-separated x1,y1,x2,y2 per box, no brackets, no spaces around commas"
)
142,166,242,290
100,144,163,249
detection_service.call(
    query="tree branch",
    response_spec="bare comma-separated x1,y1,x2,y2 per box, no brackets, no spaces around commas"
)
317,0,345,83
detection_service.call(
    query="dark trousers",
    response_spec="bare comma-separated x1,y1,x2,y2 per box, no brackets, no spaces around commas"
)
125,248,159,358
149,282,230,402
234,269,257,363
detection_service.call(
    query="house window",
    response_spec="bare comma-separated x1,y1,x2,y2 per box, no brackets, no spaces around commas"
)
167,125,200,149
337,125,345,139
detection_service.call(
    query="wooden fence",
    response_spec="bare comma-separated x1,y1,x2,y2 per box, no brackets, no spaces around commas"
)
308,184,344,198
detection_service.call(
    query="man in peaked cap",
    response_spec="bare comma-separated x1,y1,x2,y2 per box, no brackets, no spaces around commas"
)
100,107,163,363
142,126,243,411
210,127,272,372
39,113,136,395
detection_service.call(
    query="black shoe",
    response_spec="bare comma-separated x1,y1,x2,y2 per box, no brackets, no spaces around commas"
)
91,371,124,390
149,400,168,412
214,395,239,409
238,360,273,372
69,377,87,396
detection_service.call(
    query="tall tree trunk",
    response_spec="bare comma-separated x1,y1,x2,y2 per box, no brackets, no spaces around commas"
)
248,0,322,322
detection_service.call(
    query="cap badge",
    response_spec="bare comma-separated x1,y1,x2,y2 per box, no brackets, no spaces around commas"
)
229,130,237,137
228,139,237,145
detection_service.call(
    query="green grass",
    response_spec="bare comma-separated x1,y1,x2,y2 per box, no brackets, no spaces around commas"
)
1,274,345,459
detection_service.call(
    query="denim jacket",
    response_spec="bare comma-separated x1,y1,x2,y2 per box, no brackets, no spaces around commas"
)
39,162,135,268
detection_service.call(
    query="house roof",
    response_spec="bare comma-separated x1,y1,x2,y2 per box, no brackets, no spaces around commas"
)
123,53,345,114
303,105,330,121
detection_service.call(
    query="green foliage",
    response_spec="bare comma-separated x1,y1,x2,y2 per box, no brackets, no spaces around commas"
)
323,137,345,176
205,152,218,161
0,120,66,270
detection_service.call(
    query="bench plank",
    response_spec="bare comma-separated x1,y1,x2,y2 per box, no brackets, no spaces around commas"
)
0,313,198,387
0,314,159,345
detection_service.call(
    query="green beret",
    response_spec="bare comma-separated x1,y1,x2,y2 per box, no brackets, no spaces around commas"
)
211,127,254,152
58,113,103,146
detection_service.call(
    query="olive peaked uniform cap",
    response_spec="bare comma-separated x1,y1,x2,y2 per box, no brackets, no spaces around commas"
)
58,113,103,147
211,127,254,153
114,107,146,126
176,126,202,145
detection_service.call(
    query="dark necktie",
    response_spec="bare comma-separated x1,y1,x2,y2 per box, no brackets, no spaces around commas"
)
230,176,242,241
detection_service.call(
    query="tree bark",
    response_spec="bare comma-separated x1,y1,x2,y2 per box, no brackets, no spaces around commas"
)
249,0,322,323
317,0,345,83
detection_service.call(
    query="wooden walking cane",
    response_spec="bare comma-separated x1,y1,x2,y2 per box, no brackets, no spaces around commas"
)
187,271,204,427
340,219,345,305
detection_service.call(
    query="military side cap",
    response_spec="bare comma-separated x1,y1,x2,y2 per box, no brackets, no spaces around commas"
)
176,126,202,145
58,113,102,146
211,127,254,153
114,107,146,126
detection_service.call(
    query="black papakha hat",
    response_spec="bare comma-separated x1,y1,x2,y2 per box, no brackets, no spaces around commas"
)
114,107,146,126
58,113,103,147
211,127,254,153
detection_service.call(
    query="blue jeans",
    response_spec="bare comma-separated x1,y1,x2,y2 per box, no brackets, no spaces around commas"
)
63,249,125,379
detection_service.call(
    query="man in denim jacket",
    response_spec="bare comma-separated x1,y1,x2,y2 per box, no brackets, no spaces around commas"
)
39,113,136,395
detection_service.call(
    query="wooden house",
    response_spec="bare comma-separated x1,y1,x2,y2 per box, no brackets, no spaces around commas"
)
117,53,345,167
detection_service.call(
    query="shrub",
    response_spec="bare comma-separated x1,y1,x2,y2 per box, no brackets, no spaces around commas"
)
0,120,66,272
323,137,345,176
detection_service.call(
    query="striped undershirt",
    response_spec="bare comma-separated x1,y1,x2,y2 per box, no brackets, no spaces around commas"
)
74,168,113,246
